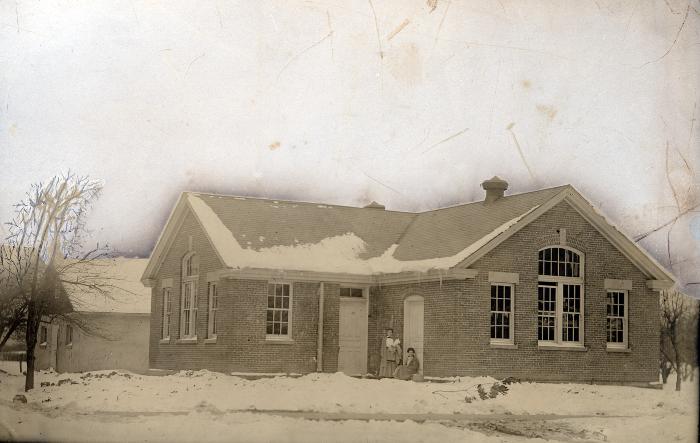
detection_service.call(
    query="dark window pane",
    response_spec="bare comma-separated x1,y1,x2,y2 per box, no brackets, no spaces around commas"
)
274,323,281,334
268,285,275,296
276,284,283,296
283,297,289,309
281,324,288,335
283,284,289,297
267,311,273,321
281,311,288,322
266,322,273,334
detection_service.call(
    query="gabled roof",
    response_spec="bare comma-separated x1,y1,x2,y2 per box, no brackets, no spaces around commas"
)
141,185,674,284
62,258,150,314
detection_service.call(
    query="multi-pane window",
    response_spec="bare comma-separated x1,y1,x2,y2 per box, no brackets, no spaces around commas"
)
162,287,172,340
537,246,584,346
66,324,73,345
266,283,291,337
606,290,627,347
537,283,557,341
490,284,514,342
180,253,198,339
339,287,364,297
207,282,218,338
538,247,581,277
562,284,581,342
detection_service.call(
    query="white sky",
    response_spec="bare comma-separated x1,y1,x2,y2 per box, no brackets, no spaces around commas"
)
1,0,698,294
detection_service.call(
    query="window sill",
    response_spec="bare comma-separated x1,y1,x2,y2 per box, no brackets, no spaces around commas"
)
489,342,518,350
606,346,632,353
159,338,171,344
66,344,73,349
176,338,198,344
265,336,294,344
538,343,587,352
204,337,217,344
39,343,47,348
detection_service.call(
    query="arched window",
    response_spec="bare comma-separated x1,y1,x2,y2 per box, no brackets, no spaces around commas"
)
537,246,584,347
538,247,581,277
180,252,199,339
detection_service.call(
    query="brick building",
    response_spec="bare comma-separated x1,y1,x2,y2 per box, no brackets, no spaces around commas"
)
141,178,673,384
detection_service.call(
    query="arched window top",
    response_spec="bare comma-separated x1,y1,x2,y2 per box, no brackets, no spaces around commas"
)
538,246,582,278
182,252,199,277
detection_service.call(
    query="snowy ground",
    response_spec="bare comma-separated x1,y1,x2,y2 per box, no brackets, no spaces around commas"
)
0,362,696,442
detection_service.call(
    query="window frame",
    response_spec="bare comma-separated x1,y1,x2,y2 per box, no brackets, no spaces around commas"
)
606,289,628,349
339,286,366,298
162,286,172,340
65,324,73,347
39,325,48,346
489,283,515,345
180,253,199,340
266,281,293,341
207,281,219,339
537,246,585,348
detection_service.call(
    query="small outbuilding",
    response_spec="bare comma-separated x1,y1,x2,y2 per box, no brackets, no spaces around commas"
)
35,258,151,373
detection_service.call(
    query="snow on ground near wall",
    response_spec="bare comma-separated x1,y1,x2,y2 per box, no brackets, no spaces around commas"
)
0,363,695,417
188,193,538,274
0,363,697,442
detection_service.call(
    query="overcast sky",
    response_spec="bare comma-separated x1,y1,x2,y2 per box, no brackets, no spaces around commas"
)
1,0,698,294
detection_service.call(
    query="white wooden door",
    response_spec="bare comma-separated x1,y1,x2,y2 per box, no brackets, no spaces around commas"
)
403,295,424,374
338,298,367,375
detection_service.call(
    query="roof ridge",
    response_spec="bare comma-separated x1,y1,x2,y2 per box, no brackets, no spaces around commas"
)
416,184,571,214
184,184,572,215
184,191,415,214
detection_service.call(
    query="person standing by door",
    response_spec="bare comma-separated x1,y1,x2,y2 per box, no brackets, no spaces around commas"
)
378,328,401,378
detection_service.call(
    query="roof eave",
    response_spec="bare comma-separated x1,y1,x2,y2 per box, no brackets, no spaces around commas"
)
453,185,676,284
140,192,190,285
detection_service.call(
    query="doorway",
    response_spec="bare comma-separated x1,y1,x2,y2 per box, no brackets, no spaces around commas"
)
403,295,424,374
338,296,368,375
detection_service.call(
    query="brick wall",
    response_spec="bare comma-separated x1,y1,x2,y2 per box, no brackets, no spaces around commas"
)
149,210,330,374
371,201,660,383
150,201,660,382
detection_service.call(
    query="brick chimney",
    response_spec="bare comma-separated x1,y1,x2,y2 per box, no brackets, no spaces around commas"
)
481,176,508,204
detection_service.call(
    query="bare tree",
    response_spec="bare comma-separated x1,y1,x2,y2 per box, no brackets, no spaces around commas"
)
3,172,106,391
660,289,696,391
0,247,29,350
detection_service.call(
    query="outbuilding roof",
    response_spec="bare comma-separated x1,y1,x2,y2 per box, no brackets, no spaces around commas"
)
62,258,151,314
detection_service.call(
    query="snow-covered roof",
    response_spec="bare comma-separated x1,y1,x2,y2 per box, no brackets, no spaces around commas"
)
62,258,150,314
143,184,674,282
188,193,539,274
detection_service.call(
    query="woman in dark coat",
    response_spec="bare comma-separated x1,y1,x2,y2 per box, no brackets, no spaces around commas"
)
393,347,420,380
